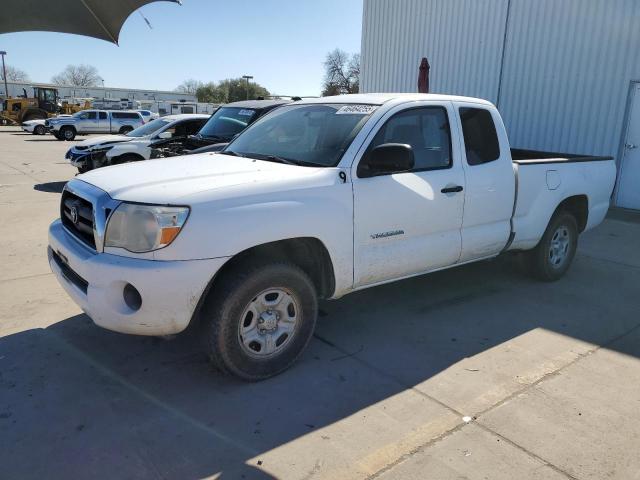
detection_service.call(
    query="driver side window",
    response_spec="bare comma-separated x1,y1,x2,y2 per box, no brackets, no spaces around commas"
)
358,107,452,177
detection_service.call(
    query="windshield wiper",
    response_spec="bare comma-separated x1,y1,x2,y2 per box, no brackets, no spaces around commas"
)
246,153,311,166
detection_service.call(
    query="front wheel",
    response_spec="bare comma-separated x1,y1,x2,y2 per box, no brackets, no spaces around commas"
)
524,211,578,281
60,126,76,141
34,124,46,135
201,262,318,381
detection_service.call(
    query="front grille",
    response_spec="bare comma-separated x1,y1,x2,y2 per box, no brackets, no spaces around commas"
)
61,190,96,249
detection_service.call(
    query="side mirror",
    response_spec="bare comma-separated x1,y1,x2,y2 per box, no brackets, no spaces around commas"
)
365,143,415,176
156,131,172,139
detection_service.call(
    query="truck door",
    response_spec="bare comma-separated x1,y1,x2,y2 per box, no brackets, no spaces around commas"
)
80,111,99,133
98,111,108,132
455,103,515,262
352,102,465,287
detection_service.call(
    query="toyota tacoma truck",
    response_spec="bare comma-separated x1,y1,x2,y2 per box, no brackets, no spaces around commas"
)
65,114,209,173
46,110,144,141
48,93,616,381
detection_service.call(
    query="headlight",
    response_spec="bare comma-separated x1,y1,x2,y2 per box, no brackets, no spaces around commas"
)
104,203,189,253
91,145,114,152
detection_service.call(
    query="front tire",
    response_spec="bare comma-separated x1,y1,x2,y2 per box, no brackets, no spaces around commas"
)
60,126,76,141
201,262,318,381
524,211,578,281
34,124,46,135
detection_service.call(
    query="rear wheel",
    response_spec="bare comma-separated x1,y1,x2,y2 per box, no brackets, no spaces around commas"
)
524,211,578,281
60,126,76,141
201,262,318,381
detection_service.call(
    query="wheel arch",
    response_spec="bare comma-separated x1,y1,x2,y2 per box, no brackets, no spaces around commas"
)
554,194,588,232
188,237,336,331
110,151,145,164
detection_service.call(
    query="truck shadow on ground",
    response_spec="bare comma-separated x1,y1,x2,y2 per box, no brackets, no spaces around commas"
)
1,253,639,479
33,181,67,193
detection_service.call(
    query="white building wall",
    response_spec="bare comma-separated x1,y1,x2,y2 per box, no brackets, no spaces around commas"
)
361,0,640,163
498,0,640,158
361,0,509,103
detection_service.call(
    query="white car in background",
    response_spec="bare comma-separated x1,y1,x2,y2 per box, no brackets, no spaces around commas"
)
65,114,209,173
137,110,159,122
22,115,71,135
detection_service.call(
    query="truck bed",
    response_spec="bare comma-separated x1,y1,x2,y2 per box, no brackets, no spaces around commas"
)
511,148,613,165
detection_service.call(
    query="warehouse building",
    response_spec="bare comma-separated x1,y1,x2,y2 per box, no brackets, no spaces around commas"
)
360,0,640,209
3,81,195,103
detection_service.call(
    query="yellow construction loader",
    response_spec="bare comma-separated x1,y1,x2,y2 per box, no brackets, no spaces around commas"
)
1,86,63,125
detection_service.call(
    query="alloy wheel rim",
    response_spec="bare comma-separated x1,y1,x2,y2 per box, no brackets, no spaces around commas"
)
549,226,570,268
238,288,299,357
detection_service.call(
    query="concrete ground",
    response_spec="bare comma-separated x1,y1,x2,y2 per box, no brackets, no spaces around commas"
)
1,125,639,480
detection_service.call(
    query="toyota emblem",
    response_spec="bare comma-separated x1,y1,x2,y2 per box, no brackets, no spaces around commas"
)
70,205,79,225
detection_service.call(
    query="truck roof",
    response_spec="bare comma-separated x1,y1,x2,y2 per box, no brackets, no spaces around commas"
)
224,99,292,109
297,93,495,106
162,114,210,121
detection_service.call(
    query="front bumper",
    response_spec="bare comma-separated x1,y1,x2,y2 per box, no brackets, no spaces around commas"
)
48,219,228,336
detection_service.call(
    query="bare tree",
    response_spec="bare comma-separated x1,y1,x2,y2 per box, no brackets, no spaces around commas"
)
0,65,30,82
51,64,101,87
175,79,203,96
322,49,360,96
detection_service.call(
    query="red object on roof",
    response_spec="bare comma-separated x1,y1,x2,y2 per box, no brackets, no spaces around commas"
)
418,57,430,93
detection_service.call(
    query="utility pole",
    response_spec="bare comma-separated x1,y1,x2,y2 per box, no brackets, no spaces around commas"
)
0,51,8,100
242,75,253,100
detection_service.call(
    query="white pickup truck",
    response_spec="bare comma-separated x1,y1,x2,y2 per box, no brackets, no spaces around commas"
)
46,110,144,141
48,93,616,380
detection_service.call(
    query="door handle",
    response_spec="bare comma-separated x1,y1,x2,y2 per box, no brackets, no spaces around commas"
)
441,185,464,194
626,143,638,150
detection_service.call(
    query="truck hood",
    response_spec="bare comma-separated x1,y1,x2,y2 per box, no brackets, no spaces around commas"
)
77,153,332,204
73,135,133,149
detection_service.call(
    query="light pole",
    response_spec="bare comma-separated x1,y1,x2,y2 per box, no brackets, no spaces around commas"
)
0,51,8,100
242,75,253,100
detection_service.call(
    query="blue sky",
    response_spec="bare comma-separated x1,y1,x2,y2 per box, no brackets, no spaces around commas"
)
0,0,363,96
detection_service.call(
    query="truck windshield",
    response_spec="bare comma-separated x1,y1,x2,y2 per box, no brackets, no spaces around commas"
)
197,107,257,139
224,104,376,167
126,118,170,137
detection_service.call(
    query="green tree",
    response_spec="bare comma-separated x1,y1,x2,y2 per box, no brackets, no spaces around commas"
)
194,77,270,103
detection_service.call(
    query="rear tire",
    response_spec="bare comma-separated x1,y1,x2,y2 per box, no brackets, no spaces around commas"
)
60,126,76,141
524,211,578,281
200,262,318,381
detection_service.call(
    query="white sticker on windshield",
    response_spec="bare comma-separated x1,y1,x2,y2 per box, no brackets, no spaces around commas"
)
238,109,255,116
336,105,377,115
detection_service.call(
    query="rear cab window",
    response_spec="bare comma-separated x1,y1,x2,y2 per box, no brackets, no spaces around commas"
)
459,107,500,165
